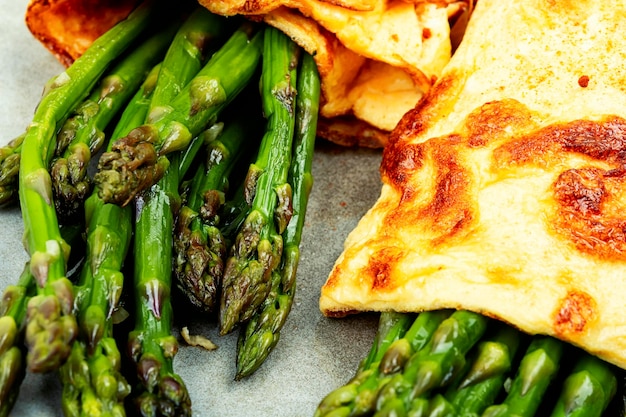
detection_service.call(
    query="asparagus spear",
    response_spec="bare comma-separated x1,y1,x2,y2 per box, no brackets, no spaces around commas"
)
314,312,415,417
174,117,254,312
59,7,231,411
94,23,263,206
129,164,194,416
57,61,162,417
314,311,450,417
50,25,178,223
1,221,85,417
0,264,34,417
235,52,320,378
218,26,300,336
59,192,136,417
126,10,232,415
482,336,564,417
19,0,160,373
0,134,24,206
374,311,490,414
548,353,617,417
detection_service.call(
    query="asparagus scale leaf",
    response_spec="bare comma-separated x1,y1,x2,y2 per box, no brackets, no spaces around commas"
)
235,52,321,379
19,0,159,373
218,26,300,336
95,23,263,206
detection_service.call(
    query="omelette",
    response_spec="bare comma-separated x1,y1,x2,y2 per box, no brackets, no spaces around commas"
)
320,0,626,370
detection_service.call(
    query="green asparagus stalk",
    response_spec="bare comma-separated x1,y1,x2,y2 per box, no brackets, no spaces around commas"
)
57,61,162,417
235,52,320,378
218,26,300,336
374,310,490,415
482,336,564,417
59,193,135,417
0,264,34,417
50,25,178,223
94,23,263,206
145,7,231,114
0,134,24,206
314,312,415,417
19,0,160,373
444,324,522,417
129,162,194,416
1,222,84,417
314,311,450,417
125,10,232,415
174,118,254,312
548,353,617,417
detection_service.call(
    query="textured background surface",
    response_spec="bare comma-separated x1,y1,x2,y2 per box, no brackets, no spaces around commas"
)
0,1,384,415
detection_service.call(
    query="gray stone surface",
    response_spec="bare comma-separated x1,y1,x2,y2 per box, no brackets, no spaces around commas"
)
0,2,384,415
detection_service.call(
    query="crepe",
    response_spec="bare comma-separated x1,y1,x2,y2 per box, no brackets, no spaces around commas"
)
320,0,626,370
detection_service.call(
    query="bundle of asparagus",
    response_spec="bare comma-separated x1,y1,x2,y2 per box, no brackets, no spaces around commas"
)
314,310,624,417
0,1,321,415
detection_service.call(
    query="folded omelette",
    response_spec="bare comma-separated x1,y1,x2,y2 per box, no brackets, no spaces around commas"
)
24,0,470,147
320,0,626,370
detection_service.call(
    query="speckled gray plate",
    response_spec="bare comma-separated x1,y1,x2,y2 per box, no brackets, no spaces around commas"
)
0,1,383,416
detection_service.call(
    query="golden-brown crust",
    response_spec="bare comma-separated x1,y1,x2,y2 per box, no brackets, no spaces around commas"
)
25,0,140,67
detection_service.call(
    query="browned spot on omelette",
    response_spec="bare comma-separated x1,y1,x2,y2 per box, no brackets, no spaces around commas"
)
553,290,596,336
367,246,406,291
554,167,626,258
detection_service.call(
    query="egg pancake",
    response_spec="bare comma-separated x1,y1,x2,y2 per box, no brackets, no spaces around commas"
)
320,0,626,369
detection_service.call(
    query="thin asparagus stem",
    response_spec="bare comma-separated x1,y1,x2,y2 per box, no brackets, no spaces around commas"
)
314,311,450,417
548,353,617,417
445,324,522,416
0,264,34,417
373,311,490,415
57,61,163,417
218,26,300,336
235,51,320,378
174,117,255,312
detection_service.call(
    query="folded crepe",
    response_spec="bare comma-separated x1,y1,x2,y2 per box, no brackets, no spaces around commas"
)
320,0,626,370
24,0,470,147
